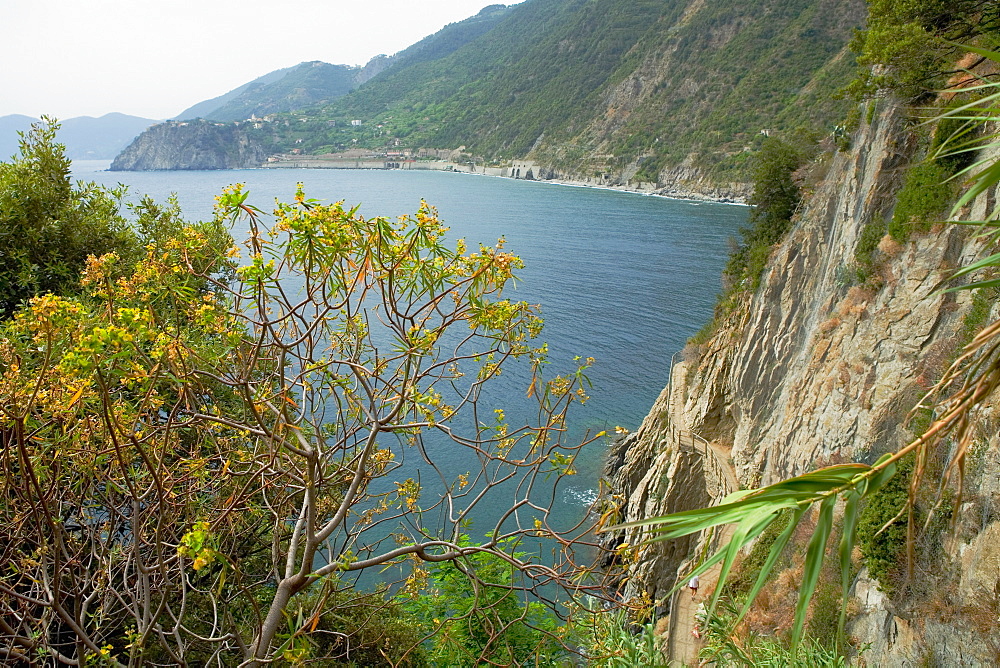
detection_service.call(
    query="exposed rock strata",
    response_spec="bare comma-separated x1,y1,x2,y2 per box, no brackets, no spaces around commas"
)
607,98,1000,664
545,157,751,203
654,159,751,203
111,121,267,171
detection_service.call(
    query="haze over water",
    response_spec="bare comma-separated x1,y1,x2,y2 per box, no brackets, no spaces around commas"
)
73,162,746,516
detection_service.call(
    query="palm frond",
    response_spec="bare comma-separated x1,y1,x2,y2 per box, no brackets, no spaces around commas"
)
606,459,899,651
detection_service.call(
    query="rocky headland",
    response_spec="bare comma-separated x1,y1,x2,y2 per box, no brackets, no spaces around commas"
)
110,120,268,171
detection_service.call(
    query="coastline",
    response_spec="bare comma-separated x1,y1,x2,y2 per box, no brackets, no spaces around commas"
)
492,173,750,206
261,155,750,206
94,153,751,207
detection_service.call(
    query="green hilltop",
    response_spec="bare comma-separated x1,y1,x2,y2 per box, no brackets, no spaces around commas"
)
174,61,364,123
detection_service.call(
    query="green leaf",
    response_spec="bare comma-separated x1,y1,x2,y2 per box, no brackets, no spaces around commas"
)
948,250,1000,280
952,158,1000,215
945,276,1000,293
736,507,806,624
838,489,862,650
791,495,836,651
865,458,898,497
635,496,800,540
706,507,778,619
948,42,1000,63
664,542,730,598
941,219,1000,228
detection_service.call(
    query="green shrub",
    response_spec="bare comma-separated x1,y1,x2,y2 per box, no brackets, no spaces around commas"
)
725,137,809,290
270,589,428,667
700,598,850,667
806,574,843,651
888,161,953,242
845,0,1000,101
725,511,794,599
401,536,563,667
0,120,140,318
865,101,878,126
857,455,914,595
577,606,667,668
957,287,998,347
848,218,889,286
933,100,978,176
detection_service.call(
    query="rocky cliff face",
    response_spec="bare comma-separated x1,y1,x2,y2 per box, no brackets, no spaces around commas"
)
545,157,752,203
110,121,268,171
608,98,1000,664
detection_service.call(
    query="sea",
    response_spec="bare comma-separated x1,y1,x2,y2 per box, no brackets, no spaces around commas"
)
71,161,746,547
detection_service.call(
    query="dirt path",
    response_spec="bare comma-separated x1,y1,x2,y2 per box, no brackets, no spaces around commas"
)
665,522,736,666
661,362,739,666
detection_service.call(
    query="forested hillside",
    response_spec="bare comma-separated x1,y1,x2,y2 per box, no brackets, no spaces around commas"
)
168,7,515,125
250,0,866,184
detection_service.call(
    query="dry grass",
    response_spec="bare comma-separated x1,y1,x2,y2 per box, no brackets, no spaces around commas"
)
839,361,852,386
681,341,703,366
877,234,903,257
839,285,875,318
914,338,958,391
819,316,842,334
743,565,802,638
962,592,1000,635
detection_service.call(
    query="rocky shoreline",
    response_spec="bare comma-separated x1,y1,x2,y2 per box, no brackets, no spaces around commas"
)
259,152,751,205
521,174,749,205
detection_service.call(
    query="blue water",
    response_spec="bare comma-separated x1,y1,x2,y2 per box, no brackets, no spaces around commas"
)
72,161,745,525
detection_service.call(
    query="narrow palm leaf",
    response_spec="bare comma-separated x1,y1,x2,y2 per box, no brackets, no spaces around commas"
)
705,506,782,619
791,495,836,651
837,489,862,651
736,506,807,624
949,251,1000,279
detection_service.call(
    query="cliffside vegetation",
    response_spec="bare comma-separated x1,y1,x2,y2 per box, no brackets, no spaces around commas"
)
724,134,818,292
848,0,1000,100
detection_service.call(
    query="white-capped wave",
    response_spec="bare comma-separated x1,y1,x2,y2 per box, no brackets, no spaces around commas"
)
564,486,598,507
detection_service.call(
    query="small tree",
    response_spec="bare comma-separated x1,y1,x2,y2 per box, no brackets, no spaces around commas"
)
0,185,609,664
0,119,140,318
725,137,805,290
847,0,1000,100
402,535,562,666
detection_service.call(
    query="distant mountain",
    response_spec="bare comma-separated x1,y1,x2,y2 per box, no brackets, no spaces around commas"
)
173,61,363,122
60,114,161,160
174,66,295,121
1,113,159,160
0,115,36,158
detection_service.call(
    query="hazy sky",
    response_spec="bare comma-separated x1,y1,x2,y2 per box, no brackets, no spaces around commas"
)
2,0,510,121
